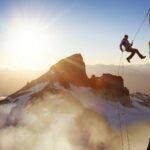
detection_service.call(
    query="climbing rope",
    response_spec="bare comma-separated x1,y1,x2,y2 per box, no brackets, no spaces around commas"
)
115,10,150,150
117,103,131,150
124,108,130,150
118,51,125,76
117,103,124,150
132,9,150,43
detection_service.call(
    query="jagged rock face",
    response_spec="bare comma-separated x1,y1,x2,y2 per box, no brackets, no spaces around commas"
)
90,74,129,97
1,53,130,104
48,54,129,98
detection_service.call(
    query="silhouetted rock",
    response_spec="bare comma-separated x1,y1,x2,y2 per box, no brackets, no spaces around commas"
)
2,53,130,106
90,73,129,96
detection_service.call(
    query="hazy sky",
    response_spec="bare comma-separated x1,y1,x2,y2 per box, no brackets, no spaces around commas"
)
0,0,150,69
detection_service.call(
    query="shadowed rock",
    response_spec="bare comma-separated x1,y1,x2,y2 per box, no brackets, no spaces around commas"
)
1,53,130,106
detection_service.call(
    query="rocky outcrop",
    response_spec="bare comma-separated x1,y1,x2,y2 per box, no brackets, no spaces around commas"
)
1,53,130,105
90,73,129,96
50,54,90,87
49,54,129,99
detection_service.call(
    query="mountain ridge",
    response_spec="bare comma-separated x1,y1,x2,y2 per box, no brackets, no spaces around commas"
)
1,53,130,106
0,63,150,96
0,54,149,150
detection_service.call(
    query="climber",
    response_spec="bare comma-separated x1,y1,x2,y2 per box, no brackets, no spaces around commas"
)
120,35,146,63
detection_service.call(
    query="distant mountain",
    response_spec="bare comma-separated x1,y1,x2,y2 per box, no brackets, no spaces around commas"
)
0,54,149,150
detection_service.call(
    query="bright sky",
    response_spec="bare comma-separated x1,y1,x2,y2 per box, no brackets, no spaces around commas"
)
0,0,150,69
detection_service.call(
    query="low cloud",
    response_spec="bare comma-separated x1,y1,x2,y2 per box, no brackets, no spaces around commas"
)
0,89,149,150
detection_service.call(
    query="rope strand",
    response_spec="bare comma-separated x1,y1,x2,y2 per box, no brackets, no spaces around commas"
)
118,52,124,76
117,104,124,150
132,9,150,43
123,107,131,150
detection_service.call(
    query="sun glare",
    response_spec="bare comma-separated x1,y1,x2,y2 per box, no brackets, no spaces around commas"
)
5,19,51,69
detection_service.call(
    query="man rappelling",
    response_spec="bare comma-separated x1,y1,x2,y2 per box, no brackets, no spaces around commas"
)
120,34,146,63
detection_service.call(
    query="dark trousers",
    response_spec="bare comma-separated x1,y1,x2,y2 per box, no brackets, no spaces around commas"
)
126,48,143,60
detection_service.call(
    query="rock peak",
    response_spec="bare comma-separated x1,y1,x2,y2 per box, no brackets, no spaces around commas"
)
50,53,90,87
2,53,130,106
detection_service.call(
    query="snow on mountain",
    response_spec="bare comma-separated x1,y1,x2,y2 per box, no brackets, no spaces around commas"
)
68,85,150,127
7,82,48,103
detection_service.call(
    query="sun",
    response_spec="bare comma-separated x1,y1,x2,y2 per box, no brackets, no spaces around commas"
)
6,19,51,69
